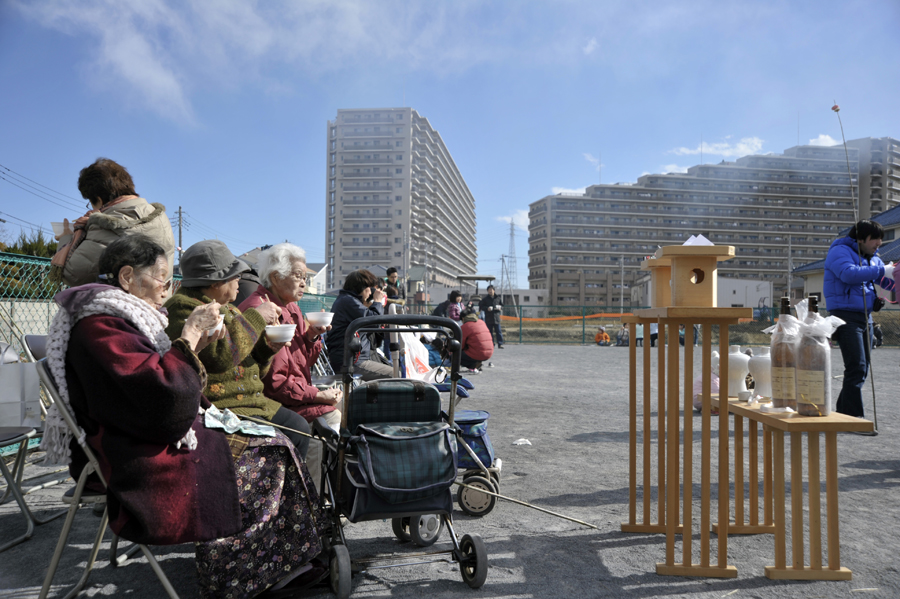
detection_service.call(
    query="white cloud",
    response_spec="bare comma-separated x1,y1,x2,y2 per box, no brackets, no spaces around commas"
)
551,186,587,196
669,136,765,158
582,37,598,55
496,209,530,231
583,153,605,172
661,164,689,174
808,134,839,147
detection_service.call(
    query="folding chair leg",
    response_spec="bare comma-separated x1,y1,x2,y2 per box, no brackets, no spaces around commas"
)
140,545,181,599
110,534,142,567
0,447,35,552
39,506,109,599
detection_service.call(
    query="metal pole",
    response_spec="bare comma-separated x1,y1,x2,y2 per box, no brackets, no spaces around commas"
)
619,256,624,313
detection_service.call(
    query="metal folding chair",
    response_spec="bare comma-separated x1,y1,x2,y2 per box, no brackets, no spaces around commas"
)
34,360,180,599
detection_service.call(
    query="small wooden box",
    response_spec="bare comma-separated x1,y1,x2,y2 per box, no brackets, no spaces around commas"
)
640,257,672,308
654,245,735,308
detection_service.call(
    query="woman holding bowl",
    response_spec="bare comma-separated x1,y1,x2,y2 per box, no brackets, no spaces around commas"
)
164,239,312,457
239,243,341,489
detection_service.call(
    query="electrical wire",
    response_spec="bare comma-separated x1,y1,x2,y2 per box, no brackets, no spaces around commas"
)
0,163,83,207
0,173,83,212
0,211,54,236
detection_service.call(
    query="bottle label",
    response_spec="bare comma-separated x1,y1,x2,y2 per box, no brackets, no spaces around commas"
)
771,366,796,400
797,369,825,404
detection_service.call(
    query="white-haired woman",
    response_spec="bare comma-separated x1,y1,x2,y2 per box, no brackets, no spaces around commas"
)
238,243,341,490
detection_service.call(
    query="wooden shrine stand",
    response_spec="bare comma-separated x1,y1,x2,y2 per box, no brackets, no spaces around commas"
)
622,244,750,578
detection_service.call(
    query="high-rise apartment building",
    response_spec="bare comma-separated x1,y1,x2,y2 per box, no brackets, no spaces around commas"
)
325,108,477,291
527,141,896,305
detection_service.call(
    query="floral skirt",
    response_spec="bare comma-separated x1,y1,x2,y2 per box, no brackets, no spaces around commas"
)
195,434,327,599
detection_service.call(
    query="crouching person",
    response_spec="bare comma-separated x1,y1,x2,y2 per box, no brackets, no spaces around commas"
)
460,308,494,373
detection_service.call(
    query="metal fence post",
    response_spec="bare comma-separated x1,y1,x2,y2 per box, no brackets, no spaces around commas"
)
518,309,523,344
582,306,586,344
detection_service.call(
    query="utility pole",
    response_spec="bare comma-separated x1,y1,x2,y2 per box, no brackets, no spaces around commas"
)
176,206,184,265
619,256,625,313
403,230,409,298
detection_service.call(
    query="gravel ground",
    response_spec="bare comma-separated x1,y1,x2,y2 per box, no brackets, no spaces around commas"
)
2,343,898,598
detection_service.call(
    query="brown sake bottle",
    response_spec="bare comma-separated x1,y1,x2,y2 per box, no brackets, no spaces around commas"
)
796,296,826,416
770,297,797,410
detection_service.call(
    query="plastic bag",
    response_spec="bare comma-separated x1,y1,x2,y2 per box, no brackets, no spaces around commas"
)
794,300,844,417
763,308,802,411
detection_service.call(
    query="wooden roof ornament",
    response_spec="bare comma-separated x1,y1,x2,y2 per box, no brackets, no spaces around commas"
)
640,256,672,308
653,244,735,308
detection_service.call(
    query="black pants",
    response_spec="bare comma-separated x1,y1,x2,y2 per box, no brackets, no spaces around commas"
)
270,406,311,459
650,333,658,347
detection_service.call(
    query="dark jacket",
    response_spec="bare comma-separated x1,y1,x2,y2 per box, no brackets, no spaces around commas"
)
66,314,242,545
479,294,502,326
823,237,893,312
326,289,384,372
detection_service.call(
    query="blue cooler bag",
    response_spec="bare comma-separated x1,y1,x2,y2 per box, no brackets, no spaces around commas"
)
451,410,495,470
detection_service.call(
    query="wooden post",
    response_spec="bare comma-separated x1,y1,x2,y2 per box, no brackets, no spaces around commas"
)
682,322,693,567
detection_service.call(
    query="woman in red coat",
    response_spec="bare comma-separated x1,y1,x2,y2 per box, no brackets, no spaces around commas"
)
41,235,327,598
239,242,342,490
460,308,494,372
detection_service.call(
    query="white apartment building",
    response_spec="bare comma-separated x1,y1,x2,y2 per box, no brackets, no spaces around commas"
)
325,108,477,291
528,140,895,306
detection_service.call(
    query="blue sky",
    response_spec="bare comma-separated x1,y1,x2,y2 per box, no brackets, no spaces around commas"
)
2,0,899,288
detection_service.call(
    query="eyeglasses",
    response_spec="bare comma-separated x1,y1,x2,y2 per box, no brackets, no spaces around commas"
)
143,273,173,291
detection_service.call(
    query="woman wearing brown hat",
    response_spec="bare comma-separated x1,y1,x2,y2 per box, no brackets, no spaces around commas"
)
163,239,313,458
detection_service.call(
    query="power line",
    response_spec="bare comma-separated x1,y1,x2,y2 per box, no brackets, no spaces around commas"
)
0,164,83,206
0,173,84,212
0,211,54,236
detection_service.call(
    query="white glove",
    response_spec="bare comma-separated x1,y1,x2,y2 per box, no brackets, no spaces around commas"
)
884,262,895,280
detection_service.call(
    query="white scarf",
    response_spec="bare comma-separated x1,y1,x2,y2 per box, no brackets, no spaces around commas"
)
40,287,198,465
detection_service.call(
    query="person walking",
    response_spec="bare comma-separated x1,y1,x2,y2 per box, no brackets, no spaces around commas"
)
823,219,895,418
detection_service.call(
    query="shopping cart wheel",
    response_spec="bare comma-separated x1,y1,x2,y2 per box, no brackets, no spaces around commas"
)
330,544,351,599
410,514,443,547
458,533,488,588
457,476,496,517
391,517,412,542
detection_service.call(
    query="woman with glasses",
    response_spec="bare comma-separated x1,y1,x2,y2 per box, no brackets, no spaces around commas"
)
239,243,341,491
50,158,176,287
43,234,328,598
163,240,313,459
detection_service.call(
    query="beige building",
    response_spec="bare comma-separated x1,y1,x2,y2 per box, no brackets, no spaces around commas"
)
528,141,896,306
325,108,476,291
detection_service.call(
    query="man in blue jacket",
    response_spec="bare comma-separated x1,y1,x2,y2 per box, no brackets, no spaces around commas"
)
823,220,895,418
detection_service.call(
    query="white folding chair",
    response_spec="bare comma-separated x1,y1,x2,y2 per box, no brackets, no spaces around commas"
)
34,360,180,599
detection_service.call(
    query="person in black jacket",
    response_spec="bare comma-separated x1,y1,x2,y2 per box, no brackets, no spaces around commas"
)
325,269,391,380
478,285,504,348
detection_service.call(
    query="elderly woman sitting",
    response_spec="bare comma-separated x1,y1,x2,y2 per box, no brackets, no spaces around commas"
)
238,243,342,489
41,235,327,598
164,239,312,458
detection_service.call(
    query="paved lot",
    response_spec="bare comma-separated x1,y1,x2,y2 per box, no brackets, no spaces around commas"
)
2,343,899,598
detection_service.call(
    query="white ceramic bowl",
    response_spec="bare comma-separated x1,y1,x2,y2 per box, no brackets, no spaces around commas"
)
265,324,296,343
210,317,224,334
306,312,334,327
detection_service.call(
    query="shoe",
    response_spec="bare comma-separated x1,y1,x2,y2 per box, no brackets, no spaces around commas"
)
848,430,878,437
498,344,504,349
260,558,329,597
488,362,494,368
466,368,480,374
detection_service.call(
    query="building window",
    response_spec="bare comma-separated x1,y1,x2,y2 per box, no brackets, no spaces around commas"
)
396,127,401,133
396,224,402,229
396,155,402,160
396,195,401,201
395,237,401,243
396,168,402,174
396,210,402,215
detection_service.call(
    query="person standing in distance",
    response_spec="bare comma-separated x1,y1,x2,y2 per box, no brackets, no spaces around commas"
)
479,284,504,348
823,219,895,418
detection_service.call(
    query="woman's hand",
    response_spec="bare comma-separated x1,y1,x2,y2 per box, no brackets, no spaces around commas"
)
315,387,342,406
181,302,222,351
371,288,385,303
306,323,331,342
255,301,282,325
266,339,291,353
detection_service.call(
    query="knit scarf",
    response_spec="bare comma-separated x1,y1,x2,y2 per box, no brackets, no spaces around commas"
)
40,285,198,465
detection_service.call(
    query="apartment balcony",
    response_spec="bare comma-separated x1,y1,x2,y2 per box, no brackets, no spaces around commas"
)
342,213,391,220
343,198,393,206
343,157,396,165
341,172,398,179
341,116,396,125
343,130,396,138
345,226,394,234
342,240,392,248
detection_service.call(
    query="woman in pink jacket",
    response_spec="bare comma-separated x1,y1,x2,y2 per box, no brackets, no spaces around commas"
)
238,243,341,490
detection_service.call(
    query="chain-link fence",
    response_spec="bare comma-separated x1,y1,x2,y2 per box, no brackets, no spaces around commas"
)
0,251,338,358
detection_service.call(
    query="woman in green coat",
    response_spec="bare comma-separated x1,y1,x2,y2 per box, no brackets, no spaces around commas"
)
164,239,312,457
